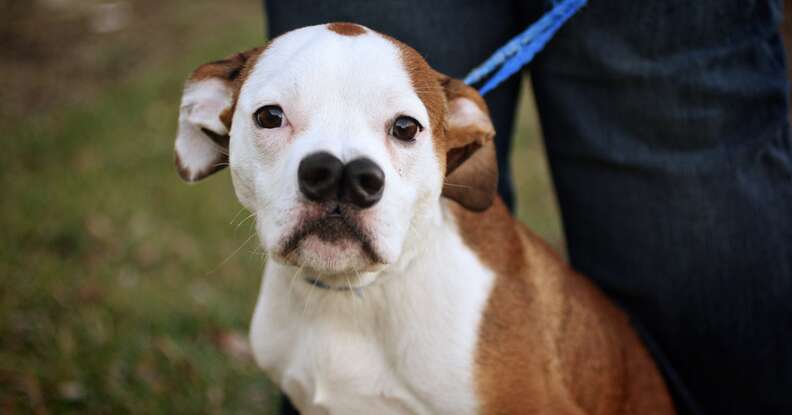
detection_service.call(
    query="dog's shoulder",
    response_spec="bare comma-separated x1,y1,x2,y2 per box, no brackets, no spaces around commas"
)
449,199,576,412
449,199,673,414
447,197,526,276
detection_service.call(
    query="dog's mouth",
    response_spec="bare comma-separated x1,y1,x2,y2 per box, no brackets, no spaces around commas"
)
278,204,383,267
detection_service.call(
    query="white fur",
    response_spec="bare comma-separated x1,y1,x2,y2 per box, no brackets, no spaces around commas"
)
175,78,231,181
251,203,494,414
215,24,497,414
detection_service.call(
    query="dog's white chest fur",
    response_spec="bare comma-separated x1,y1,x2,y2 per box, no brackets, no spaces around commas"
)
250,216,494,415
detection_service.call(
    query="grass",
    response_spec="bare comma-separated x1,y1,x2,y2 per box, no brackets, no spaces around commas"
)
0,2,562,413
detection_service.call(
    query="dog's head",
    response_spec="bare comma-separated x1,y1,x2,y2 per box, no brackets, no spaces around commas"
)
174,23,496,288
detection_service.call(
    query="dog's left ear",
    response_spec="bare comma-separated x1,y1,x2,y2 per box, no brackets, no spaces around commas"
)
439,76,498,212
174,48,261,182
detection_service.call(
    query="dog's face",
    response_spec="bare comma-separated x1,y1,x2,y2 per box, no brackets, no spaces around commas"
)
174,23,496,287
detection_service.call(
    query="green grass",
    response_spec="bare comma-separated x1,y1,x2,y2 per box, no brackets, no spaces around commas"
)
0,3,280,413
0,2,562,413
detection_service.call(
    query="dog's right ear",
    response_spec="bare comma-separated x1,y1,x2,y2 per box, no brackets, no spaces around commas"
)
174,48,262,182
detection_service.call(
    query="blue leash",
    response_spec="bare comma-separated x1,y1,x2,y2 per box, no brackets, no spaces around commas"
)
463,0,587,95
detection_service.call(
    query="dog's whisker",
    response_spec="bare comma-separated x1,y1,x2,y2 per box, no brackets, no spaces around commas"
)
346,276,355,295
249,245,268,259
345,275,364,331
256,251,268,266
404,219,423,241
206,231,257,275
350,267,366,300
231,201,271,231
443,182,474,189
287,264,305,299
228,207,246,226
234,211,257,231
303,277,317,318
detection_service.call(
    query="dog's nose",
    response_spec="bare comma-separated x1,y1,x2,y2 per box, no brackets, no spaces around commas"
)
298,152,344,203
342,158,384,208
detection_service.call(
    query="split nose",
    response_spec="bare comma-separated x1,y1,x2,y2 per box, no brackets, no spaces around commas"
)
297,152,344,203
297,152,385,208
343,158,385,208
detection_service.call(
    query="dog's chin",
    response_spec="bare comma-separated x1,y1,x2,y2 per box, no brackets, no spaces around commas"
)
286,235,383,275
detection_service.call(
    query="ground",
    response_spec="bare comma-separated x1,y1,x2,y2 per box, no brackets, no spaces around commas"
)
0,1,562,413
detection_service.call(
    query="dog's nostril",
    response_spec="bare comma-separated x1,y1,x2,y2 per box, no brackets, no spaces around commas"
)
342,158,385,209
298,152,344,203
302,166,332,185
359,174,384,194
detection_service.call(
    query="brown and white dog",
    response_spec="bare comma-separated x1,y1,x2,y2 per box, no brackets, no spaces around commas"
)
174,23,676,415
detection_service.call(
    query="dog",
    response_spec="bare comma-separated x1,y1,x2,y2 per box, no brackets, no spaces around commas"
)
173,22,676,415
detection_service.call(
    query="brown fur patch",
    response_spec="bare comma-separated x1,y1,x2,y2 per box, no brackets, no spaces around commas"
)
442,139,497,211
448,200,676,414
327,22,366,36
191,52,246,82
438,77,497,211
225,46,266,129
381,32,497,210
201,46,267,130
382,34,447,160
189,46,267,129
440,79,494,169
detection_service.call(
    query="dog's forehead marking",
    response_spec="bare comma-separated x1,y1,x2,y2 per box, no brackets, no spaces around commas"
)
327,22,366,36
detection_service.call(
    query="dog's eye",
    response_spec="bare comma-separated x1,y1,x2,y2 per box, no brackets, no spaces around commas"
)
390,116,421,142
253,105,284,129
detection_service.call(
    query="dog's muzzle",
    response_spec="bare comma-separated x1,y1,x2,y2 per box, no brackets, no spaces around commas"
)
279,209,382,264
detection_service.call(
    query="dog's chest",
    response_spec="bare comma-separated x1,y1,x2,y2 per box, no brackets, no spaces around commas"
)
268,317,436,415
250,232,494,415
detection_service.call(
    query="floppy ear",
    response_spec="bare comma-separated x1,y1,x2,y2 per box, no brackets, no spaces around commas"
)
439,76,498,212
174,48,261,182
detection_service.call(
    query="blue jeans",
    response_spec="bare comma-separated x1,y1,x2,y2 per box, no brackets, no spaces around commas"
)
265,1,792,414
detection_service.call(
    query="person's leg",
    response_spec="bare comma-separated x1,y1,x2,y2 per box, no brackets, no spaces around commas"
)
264,2,522,412
528,1,792,413
265,0,521,210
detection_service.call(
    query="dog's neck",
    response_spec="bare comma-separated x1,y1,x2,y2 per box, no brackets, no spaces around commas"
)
251,200,497,414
